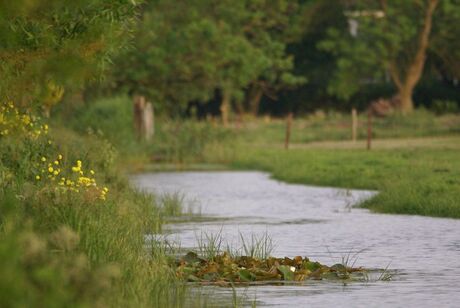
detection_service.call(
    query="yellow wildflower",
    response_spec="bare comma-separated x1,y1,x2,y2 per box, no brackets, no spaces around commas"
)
36,175,40,180
22,115,31,125
48,167,54,173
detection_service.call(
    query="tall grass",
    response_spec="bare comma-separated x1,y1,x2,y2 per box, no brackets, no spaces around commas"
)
0,121,195,306
239,232,274,260
195,230,275,261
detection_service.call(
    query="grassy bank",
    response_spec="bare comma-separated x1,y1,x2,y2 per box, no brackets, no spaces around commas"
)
226,141,460,218
0,103,196,307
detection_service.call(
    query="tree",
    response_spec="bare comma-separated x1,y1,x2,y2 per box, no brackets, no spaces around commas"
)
276,0,348,114
0,0,139,111
113,0,305,120
319,0,459,113
239,0,306,115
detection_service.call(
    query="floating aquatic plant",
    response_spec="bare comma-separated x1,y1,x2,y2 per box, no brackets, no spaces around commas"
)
174,251,368,286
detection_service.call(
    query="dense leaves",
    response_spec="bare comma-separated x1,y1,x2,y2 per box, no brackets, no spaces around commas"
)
319,0,460,111
112,0,305,115
0,0,139,106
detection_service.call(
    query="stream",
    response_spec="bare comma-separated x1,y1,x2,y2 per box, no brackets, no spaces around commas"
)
133,171,460,307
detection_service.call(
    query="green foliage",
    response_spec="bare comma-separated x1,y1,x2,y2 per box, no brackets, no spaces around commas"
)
319,0,460,101
59,95,235,164
431,99,459,114
0,107,198,306
112,0,305,115
62,96,136,147
0,0,139,106
152,119,233,163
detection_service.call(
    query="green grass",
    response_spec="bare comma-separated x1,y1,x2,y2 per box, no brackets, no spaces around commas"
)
226,143,460,218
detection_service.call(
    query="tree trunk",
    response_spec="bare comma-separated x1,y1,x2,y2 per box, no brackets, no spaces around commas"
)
398,84,415,113
248,85,263,116
389,0,439,114
220,90,230,127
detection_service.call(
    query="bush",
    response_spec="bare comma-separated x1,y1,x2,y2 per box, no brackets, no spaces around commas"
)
431,99,459,115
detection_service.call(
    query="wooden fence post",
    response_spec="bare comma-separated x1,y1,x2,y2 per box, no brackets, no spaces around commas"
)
367,109,372,150
133,95,154,141
143,102,154,141
285,112,293,150
352,107,358,142
133,95,145,140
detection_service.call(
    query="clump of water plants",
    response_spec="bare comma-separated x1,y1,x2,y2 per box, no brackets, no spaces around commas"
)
175,251,365,285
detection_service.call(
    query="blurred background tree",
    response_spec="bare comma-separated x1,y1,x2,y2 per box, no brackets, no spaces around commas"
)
318,0,460,113
4,0,457,118
111,0,306,121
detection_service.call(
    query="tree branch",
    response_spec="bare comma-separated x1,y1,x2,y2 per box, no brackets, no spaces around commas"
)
405,0,439,86
389,61,403,90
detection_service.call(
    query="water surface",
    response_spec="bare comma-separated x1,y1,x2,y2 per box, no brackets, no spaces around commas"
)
133,171,460,307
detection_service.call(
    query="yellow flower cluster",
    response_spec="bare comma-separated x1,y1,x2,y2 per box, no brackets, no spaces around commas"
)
1,102,109,202
36,156,109,201
0,102,48,139
36,154,62,181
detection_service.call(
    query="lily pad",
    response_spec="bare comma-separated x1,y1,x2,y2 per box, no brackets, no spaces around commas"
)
277,265,295,281
238,269,256,282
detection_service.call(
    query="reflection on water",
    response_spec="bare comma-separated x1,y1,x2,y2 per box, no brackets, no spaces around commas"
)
133,171,460,307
